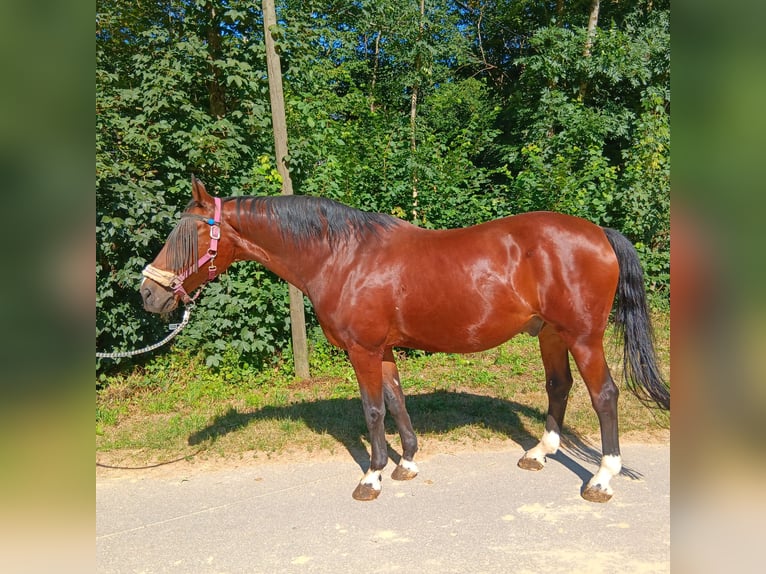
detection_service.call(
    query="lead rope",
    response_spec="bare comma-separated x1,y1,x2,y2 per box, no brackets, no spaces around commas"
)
96,305,193,359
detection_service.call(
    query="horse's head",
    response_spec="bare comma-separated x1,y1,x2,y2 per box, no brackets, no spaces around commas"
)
141,176,236,313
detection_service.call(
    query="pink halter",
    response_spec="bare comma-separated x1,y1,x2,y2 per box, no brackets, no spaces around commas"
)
142,196,222,305
172,196,222,303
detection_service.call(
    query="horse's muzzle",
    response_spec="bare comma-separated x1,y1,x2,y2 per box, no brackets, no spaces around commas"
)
141,279,178,314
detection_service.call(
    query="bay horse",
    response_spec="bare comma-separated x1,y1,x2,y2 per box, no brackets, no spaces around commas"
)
141,176,669,503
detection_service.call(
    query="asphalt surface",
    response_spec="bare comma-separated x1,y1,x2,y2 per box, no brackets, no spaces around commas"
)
96,440,669,573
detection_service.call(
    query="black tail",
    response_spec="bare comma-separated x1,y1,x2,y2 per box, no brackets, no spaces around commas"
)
603,228,670,410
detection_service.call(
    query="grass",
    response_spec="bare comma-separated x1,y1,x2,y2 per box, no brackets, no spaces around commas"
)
96,312,670,466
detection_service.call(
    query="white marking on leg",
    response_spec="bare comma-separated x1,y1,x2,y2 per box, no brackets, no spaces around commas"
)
393,375,400,387
587,454,622,494
524,430,560,465
400,459,419,474
361,469,383,491
540,429,560,453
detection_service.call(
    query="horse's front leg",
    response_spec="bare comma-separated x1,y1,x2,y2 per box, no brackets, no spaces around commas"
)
382,348,419,481
348,347,388,501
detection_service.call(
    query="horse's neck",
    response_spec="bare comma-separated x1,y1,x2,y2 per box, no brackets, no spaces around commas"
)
236,218,333,293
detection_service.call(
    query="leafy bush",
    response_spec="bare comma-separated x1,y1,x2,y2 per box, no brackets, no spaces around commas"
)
97,1,670,375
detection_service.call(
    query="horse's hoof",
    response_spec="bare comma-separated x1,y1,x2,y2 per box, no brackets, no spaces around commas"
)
517,456,545,471
391,464,418,481
352,483,381,501
581,484,613,503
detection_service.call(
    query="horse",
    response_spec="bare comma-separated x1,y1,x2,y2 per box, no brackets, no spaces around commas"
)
141,176,669,503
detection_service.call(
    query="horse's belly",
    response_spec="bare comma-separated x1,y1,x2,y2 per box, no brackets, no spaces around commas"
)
393,307,539,354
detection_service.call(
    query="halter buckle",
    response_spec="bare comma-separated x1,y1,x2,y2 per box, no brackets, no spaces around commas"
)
208,257,217,280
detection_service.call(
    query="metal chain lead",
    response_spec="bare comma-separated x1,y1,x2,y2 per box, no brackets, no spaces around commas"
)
96,306,193,359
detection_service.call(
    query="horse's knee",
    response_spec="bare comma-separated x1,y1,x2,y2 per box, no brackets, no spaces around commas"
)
363,404,385,428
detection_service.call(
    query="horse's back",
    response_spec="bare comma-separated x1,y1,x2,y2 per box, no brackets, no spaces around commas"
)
366,211,619,352
389,211,615,280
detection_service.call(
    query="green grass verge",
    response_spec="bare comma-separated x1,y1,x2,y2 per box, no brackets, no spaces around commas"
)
97,313,669,465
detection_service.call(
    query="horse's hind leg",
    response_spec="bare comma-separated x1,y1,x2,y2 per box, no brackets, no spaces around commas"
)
567,336,622,503
382,349,419,481
518,324,573,471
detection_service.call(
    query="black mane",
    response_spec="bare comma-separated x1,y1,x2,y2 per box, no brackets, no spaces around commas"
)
232,195,400,246
165,214,201,274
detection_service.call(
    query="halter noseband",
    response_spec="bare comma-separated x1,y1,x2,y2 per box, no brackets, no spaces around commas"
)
142,196,222,304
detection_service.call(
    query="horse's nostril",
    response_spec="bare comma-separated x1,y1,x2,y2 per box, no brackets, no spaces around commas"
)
142,288,152,302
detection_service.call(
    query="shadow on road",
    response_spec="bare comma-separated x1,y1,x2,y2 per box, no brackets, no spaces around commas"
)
186,390,642,482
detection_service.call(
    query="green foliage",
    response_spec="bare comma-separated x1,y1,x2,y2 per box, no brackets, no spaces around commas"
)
97,0,670,376
97,1,285,369
173,265,295,369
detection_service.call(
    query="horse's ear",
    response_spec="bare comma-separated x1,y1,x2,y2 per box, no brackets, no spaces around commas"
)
191,175,213,205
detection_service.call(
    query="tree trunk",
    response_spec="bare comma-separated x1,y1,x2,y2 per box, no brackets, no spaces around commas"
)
409,82,419,217
583,0,600,58
262,0,310,379
206,2,227,118
410,0,425,223
579,0,600,101
370,30,381,113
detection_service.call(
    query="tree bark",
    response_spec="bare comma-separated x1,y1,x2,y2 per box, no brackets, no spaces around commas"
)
410,0,425,223
370,30,381,112
206,2,227,118
262,0,310,379
579,0,600,101
583,0,600,58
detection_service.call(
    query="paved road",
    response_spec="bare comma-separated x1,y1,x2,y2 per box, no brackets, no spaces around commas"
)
97,441,669,573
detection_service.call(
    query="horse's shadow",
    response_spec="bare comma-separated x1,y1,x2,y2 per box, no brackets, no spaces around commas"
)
187,390,642,482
